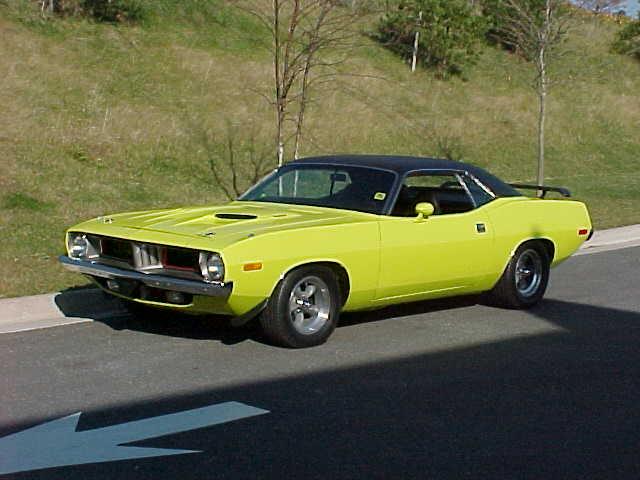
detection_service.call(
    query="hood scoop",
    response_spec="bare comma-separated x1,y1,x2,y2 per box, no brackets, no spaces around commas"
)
214,213,258,220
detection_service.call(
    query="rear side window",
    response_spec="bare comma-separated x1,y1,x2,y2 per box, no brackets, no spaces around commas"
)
461,174,494,207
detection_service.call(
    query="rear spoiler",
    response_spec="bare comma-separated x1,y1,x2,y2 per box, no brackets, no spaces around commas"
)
508,183,571,198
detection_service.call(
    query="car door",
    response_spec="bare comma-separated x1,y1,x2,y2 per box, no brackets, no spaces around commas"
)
375,170,494,303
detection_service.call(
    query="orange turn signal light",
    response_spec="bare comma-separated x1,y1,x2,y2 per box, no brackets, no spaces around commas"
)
243,262,263,272
578,229,588,236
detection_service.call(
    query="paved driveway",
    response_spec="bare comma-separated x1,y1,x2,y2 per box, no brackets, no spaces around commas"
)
1,246,639,479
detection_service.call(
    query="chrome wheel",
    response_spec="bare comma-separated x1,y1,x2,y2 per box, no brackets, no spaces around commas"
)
515,248,543,298
260,265,340,348
288,276,331,335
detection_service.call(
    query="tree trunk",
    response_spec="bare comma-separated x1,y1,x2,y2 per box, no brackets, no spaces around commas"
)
537,78,546,197
273,0,285,166
536,0,552,198
536,47,547,198
293,8,326,160
411,11,422,72
292,64,310,160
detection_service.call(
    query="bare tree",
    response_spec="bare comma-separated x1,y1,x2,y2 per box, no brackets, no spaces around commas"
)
497,0,571,195
237,0,365,164
197,121,274,200
40,0,55,15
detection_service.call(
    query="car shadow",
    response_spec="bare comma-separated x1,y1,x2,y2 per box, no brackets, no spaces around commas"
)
102,309,263,346
339,294,481,327
53,287,260,345
530,297,640,333
81,292,484,347
57,286,627,349
54,287,129,321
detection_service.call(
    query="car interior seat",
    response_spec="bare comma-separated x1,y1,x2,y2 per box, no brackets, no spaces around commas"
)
392,186,440,217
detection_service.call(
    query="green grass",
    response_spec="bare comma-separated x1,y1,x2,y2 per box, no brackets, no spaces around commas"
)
2,192,53,211
0,1,639,297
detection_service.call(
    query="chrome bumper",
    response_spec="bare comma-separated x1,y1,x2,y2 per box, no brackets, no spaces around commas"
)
59,255,232,298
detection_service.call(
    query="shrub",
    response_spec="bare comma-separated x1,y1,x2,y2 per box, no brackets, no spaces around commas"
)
481,0,553,53
34,0,148,23
376,0,487,78
82,0,147,23
49,0,84,16
612,14,640,60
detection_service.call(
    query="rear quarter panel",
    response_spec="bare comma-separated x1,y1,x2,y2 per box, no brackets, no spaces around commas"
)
484,197,592,288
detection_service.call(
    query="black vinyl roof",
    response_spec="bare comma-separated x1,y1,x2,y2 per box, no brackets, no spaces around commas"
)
291,155,522,197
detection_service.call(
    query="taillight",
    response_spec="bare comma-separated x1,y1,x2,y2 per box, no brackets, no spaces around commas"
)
578,228,588,236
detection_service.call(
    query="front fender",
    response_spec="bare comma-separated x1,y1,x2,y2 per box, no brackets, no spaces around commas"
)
222,222,380,315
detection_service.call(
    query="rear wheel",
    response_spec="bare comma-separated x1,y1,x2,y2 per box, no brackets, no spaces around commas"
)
487,242,550,309
259,266,340,348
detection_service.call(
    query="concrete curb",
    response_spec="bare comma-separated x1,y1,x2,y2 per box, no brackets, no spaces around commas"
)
574,224,640,256
1,224,639,334
0,289,128,334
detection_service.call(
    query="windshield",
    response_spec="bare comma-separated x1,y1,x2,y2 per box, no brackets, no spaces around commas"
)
239,164,396,215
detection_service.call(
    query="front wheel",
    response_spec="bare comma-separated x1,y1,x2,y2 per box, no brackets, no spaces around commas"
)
487,242,550,309
259,266,340,348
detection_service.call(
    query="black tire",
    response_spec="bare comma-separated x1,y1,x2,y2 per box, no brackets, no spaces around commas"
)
486,242,550,309
259,265,340,348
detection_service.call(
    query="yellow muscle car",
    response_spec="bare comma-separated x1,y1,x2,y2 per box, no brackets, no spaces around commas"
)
60,155,592,348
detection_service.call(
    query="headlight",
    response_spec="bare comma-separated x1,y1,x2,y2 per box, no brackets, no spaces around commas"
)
199,252,225,283
67,233,89,259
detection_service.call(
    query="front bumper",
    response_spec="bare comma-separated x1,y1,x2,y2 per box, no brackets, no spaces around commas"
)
59,255,232,298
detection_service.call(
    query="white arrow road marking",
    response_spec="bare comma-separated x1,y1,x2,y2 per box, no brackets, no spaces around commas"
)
0,401,269,475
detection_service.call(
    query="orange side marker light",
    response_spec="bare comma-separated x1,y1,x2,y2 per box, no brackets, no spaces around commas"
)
578,229,588,236
243,262,263,272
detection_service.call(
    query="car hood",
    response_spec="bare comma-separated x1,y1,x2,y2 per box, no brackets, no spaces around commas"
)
88,201,375,249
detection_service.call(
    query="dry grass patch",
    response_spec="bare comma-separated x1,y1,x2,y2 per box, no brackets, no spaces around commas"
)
0,3,639,296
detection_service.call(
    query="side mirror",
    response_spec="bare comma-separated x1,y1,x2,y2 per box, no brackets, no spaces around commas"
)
415,202,435,221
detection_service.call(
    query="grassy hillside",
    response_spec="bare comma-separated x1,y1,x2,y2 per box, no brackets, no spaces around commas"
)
1,1,639,297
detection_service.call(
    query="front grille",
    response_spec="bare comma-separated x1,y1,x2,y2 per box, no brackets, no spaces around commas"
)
91,236,200,279
100,238,132,263
134,243,161,270
163,247,199,272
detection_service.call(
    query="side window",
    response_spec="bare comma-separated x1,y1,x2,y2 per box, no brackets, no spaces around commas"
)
391,171,475,217
461,174,494,207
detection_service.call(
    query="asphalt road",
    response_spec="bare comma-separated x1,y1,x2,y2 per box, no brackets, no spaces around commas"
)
1,246,639,479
